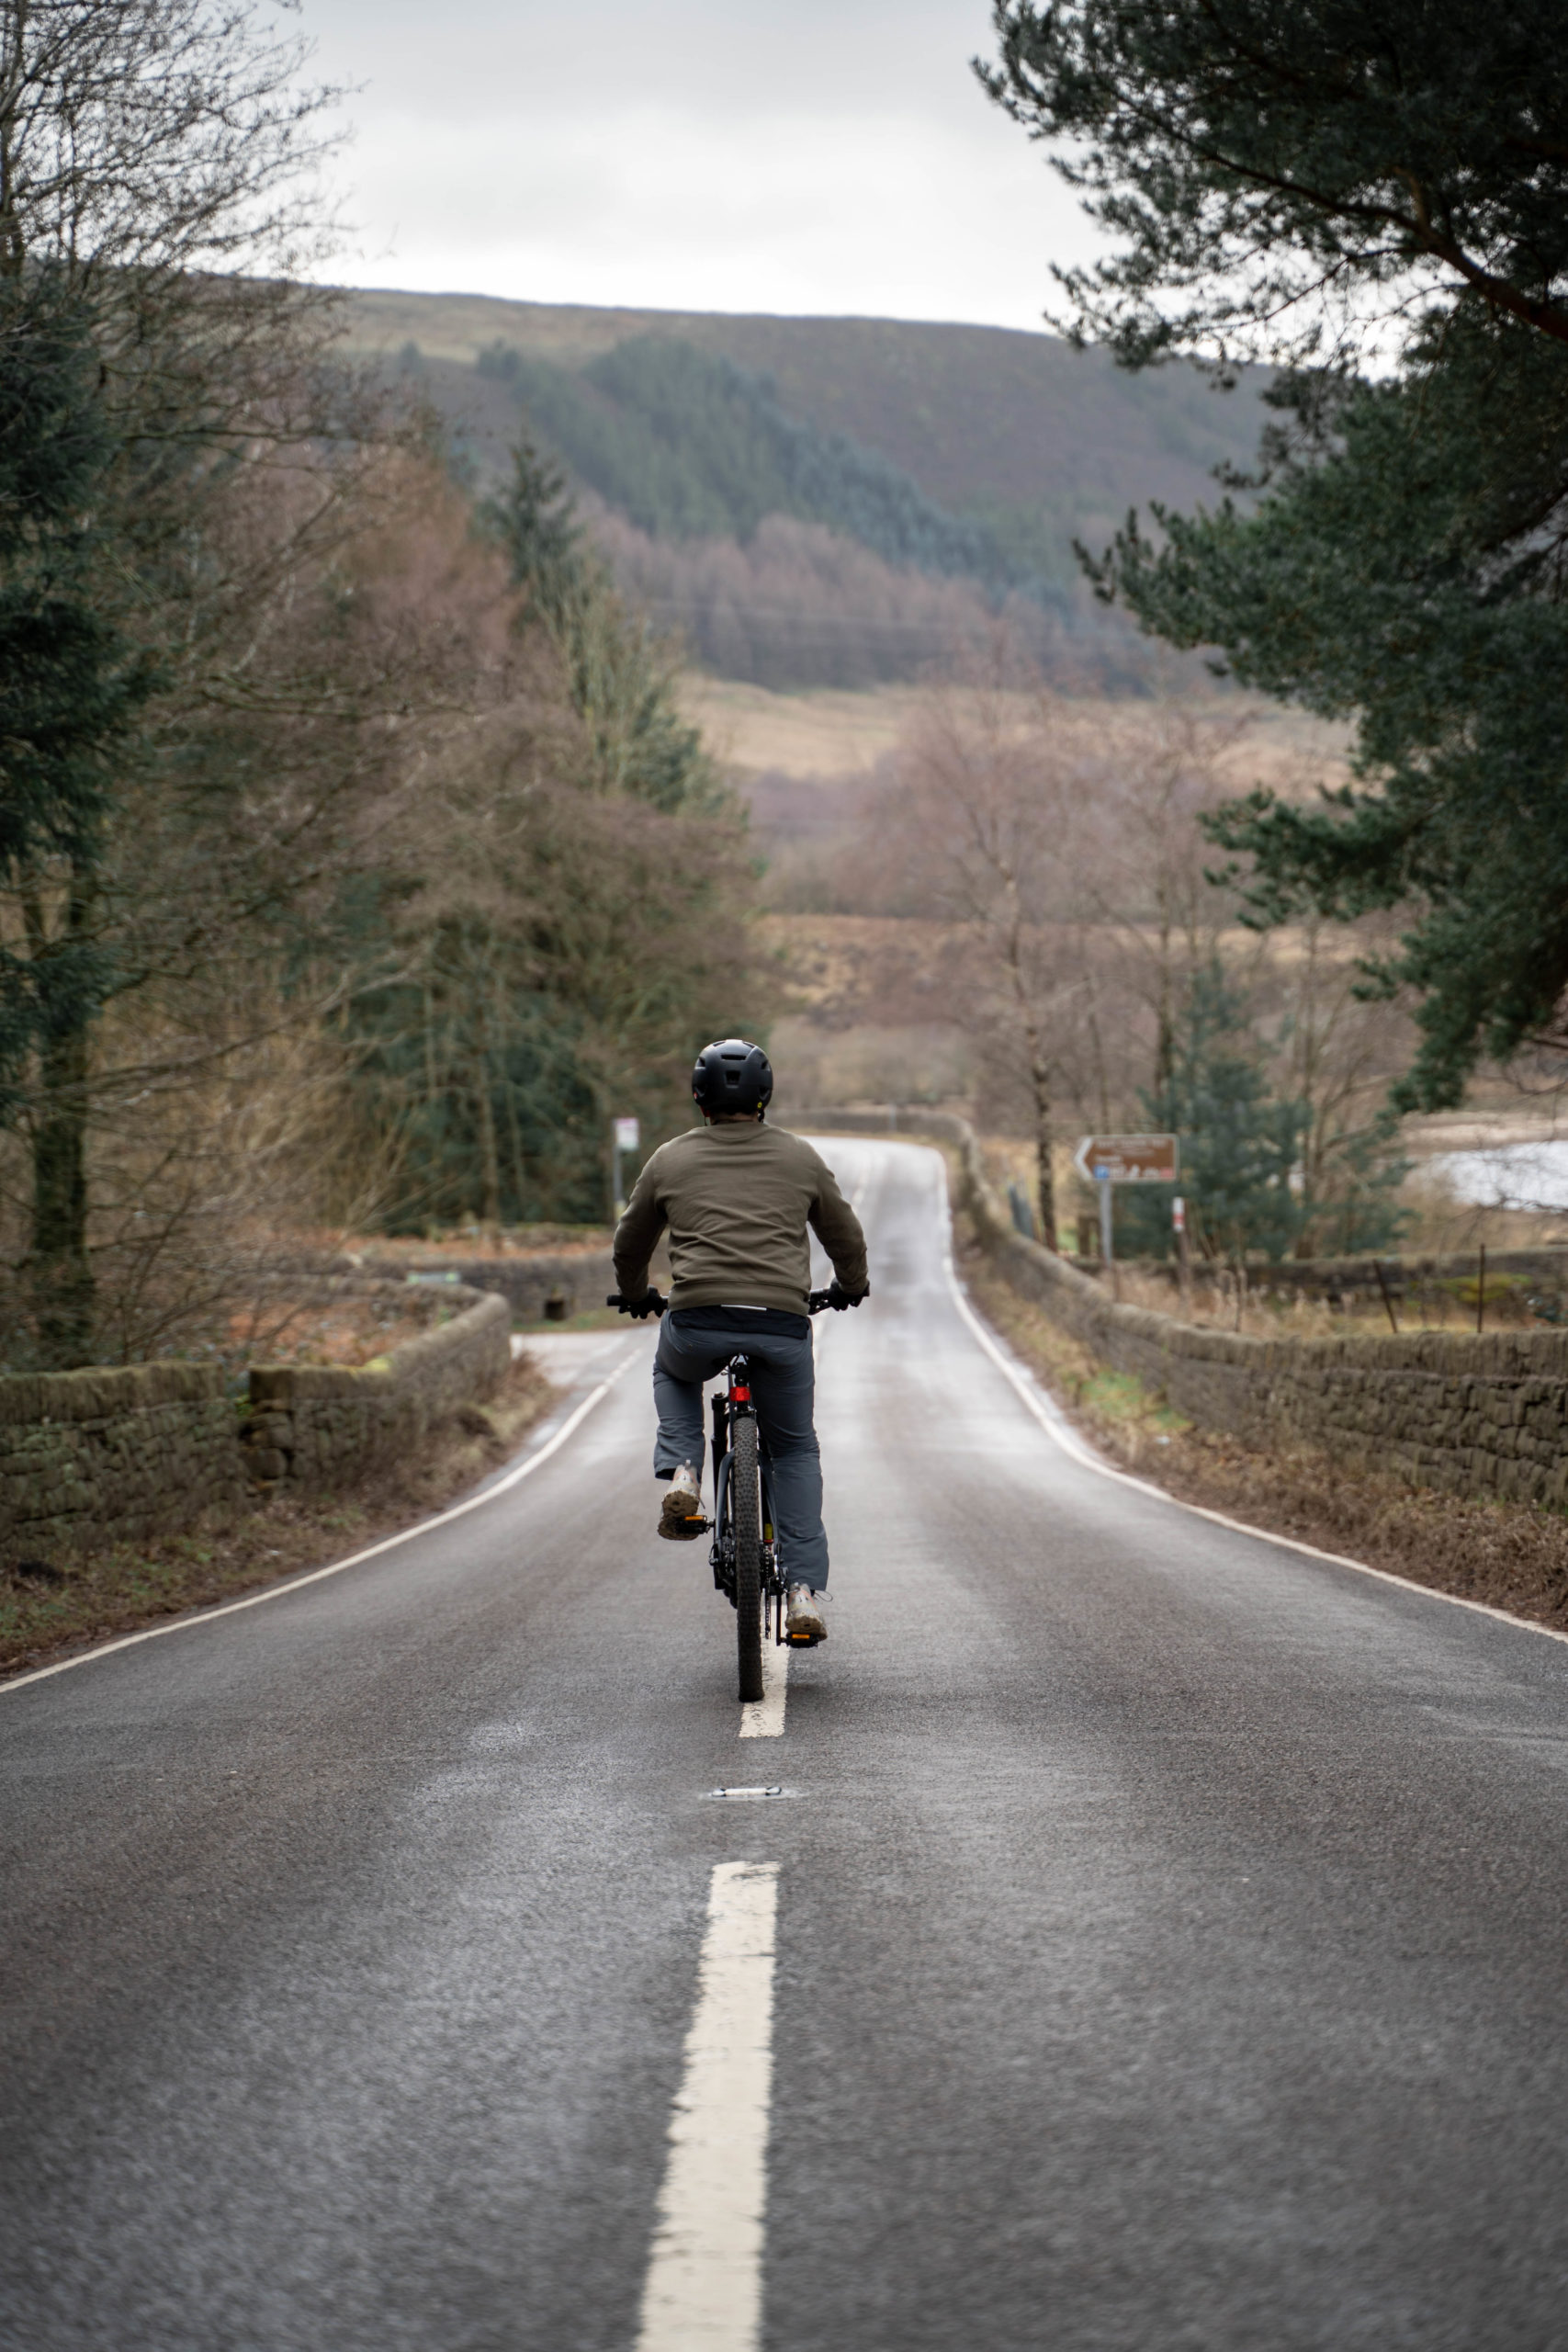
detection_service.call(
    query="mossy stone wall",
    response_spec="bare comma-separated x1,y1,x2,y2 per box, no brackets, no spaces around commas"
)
1,1288,511,1560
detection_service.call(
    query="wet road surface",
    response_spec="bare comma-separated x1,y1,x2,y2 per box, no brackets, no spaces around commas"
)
5,1139,1568,2350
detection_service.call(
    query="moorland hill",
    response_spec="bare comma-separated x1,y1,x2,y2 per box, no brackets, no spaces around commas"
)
343,289,1268,687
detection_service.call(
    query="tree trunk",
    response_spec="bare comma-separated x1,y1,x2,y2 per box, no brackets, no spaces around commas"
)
1153,886,1175,1102
474,1048,502,1229
21,872,96,1366
1002,903,1058,1252
464,945,502,1230
1025,1022,1058,1252
1086,988,1112,1131
28,1003,95,1367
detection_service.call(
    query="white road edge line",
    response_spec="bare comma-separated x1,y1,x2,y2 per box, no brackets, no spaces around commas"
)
933,1161,1568,1654
0,1348,640,1697
635,1860,779,2352
739,1629,789,1738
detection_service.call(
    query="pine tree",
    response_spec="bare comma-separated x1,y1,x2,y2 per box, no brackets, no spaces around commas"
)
0,277,155,1360
984,0,1568,1107
482,439,583,624
1122,964,1307,1263
483,439,725,816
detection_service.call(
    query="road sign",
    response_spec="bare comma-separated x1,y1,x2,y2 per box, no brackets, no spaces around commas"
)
1073,1133,1179,1185
610,1115,642,1217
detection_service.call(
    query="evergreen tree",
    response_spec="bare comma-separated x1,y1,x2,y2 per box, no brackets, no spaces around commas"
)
983,0,1568,1108
980,0,1568,374
481,436,582,622
476,336,1018,597
1120,960,1408,1261
0,276,156,1358
1302,1115,1410,1260
482,440,725,816
0,0,351,1363
1121,964,1307,1263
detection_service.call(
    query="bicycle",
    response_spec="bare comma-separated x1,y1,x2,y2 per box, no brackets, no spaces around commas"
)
608,1286,840,1702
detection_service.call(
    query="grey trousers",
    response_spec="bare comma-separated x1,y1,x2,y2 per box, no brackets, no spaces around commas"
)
652,1313,829,1589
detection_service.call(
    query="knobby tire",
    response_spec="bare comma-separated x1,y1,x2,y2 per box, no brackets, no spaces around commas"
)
732,1415,764,1703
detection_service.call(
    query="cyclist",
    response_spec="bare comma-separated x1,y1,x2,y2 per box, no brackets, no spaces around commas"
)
611,1037,869,1644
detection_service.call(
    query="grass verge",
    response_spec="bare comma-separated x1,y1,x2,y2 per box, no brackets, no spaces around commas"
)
0,1351,559,1681
959,1220,1568,1639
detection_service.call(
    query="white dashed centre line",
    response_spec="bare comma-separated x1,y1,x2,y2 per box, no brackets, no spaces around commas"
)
739,1631,789,1738
634,1860,780,2352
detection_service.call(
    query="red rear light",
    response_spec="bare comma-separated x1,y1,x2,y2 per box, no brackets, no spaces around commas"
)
732,1383,751,1403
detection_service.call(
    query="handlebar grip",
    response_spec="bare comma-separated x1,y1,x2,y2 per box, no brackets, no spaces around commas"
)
808,1282,870,1313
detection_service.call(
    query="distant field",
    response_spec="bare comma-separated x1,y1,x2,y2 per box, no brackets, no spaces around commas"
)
679,676,1350,786
676,678,926,777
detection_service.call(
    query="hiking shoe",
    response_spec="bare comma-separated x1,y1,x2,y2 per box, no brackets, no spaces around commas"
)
786,1583,827,1643
659,1463,704,1540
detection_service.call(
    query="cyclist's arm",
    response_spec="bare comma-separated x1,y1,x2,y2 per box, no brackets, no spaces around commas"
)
612,1159,667,1304
807,1158,869,1297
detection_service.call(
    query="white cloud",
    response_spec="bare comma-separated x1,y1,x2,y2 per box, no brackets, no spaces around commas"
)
299,0,1104,328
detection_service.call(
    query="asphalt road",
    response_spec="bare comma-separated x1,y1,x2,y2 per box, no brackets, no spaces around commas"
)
6,1138,1568,2351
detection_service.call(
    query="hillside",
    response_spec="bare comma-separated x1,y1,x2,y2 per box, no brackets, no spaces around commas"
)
343,289,1269,686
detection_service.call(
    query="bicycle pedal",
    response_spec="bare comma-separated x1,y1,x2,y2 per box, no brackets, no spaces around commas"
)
787,1628,826,1646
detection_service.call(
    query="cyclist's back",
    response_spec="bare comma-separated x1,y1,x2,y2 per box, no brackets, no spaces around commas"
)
613,1118,866,1317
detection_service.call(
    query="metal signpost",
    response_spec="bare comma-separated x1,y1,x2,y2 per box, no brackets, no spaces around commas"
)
612,1114,640,1216
1172,1193,1192,1313
1072,1133,1179,1294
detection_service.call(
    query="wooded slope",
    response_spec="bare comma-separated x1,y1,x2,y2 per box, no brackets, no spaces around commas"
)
343,290,1267,685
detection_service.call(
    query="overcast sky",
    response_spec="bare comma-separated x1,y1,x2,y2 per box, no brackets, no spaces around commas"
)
301,0,1101,330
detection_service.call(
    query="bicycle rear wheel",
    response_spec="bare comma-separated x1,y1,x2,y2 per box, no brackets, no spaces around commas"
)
731,1415,764,1702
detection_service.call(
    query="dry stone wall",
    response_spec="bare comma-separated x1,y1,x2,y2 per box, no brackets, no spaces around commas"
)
0,1363,243,1559
241,1289,509,1490
795,1105,1568,1512
379,1249,618,1323
1,1285,511,1562
276,1242,665,1323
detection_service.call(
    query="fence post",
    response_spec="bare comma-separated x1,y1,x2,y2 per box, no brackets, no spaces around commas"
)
1374,1259,1400,1334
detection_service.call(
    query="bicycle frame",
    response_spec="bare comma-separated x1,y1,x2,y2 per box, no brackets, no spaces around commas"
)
604,1283,847,1674
708,1353,789,1645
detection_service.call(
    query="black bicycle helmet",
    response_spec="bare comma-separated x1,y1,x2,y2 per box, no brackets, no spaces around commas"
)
693,1036,773,1116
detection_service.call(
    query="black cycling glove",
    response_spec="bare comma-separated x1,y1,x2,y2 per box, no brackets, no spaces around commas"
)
607,1289,667,1319
827,1280,869,1310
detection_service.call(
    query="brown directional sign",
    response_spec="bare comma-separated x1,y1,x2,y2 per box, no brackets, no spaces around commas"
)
1073,1133,1179,1184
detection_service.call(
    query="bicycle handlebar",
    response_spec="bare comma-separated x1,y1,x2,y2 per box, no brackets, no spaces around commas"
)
808,1284,869,1313
607,1284,869,1319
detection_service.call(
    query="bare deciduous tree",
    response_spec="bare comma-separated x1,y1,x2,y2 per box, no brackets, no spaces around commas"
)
0,0,370,1361
896,656,1109,1247
880,650,1414,1260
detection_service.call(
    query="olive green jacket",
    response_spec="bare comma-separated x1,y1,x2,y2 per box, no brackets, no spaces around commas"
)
612,1121,868,1315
